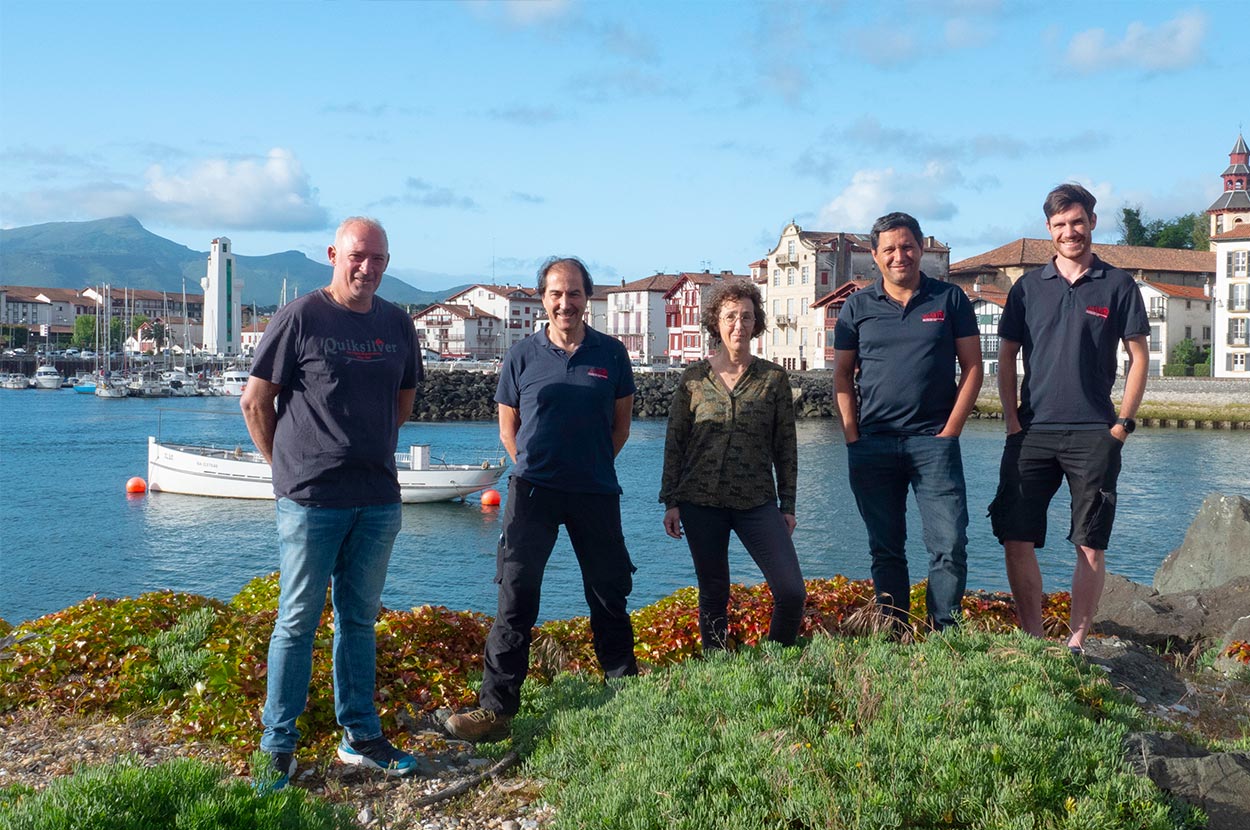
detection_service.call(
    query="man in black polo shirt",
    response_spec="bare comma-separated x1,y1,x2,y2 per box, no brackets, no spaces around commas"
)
991,183,1149,654
834,212,983,631
446,256,638,743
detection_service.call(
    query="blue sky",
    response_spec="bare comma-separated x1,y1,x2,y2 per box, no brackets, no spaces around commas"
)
1,0,1244,293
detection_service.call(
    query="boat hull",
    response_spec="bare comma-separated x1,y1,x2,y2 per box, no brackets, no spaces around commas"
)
147,438,507,503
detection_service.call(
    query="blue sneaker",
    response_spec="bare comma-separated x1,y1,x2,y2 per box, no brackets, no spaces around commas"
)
255,751,296,793
336,734,421,777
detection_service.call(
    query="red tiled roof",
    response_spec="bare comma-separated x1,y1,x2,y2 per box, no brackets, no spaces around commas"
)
413,302,497,321
604,274,681,294
950,239,1215,274
1141,281,1209,300
445,284,537,302
960,283,1010,303
797,231,872,253
0,285,84,303
1212,223,1250,241
661,271,751,299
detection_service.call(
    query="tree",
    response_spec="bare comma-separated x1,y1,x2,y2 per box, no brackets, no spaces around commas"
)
73,315,96,348
1116,206,1207,250
150,321,169,353
1118,207,1152,246
1170,337,1204,367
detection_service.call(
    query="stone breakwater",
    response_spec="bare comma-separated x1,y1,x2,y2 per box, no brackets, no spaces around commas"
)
412,370,1249,426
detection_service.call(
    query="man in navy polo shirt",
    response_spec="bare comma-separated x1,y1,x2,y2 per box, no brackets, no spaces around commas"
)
992,183,1149,654
446,256,638,742
834,212,983,631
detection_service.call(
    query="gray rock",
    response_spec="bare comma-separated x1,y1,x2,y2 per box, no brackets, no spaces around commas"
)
1124,732,1250,830
1095,575,1250,649
1154,494,1250,594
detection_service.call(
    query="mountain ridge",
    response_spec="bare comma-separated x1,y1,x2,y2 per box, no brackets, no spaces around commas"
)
0,217,463,307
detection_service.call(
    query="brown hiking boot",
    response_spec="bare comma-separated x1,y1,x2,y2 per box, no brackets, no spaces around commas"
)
445,708,512,742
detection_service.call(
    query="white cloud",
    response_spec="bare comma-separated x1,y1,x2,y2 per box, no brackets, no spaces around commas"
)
1065,11,1207,73
1,148,328,231
143,149,326,229
463,0,572,26
818,163,962,230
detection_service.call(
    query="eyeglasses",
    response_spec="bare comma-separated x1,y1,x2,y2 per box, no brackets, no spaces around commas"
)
719,313,755,325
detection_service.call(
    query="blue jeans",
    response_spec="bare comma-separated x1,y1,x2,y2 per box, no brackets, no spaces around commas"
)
260,498,402,753
847,434,968,630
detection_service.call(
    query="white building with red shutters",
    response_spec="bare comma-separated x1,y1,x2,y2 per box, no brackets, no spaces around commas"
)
663,271,751,364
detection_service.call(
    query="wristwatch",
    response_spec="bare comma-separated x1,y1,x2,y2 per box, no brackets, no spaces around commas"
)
1115,417,1136,434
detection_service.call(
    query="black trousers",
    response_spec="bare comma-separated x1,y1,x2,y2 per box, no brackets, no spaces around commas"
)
479,478,638,716
679,502,806,649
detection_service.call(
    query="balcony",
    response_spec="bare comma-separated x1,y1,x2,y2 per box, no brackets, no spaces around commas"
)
775,250,799,266
775,315,794,328
1147,308,1166,320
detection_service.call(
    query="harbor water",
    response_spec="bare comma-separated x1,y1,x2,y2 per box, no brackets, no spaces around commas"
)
2,390,1248,625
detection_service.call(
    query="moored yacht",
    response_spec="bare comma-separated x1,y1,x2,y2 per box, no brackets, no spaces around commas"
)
32,365,64,389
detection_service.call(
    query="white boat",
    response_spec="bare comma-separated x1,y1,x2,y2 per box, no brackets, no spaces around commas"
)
127,374,173,398
147,437,508,503
94,376,129,398
162,369,200,397
211,369,249,397
1,373,32,389
33,365,64,389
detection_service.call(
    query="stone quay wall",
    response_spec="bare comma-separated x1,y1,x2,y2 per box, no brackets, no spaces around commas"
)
413,370,1249,427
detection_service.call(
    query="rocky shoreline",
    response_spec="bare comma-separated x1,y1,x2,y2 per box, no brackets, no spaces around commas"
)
413,371,1250,426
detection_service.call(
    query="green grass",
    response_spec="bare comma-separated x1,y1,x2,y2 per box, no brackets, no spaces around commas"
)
0,756,354,830
524,630,1203,830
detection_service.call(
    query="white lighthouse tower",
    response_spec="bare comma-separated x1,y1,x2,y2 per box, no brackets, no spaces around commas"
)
201,237,244,356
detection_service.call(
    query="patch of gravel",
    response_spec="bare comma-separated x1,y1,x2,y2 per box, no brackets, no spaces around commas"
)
0,711,553,830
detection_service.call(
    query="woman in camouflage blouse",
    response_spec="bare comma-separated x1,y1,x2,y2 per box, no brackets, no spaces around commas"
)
660,280,806,650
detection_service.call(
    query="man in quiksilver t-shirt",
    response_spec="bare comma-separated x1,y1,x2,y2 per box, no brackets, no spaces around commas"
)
241,216,422,788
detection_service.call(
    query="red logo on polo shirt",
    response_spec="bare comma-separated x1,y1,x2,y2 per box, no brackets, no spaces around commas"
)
1086,306,1110,319
921,311,945,322
588,367,609,380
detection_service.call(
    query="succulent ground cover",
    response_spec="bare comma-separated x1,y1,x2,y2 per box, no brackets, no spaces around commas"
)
1,576,1246,828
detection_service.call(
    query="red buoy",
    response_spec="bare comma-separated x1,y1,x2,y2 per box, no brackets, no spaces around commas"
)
126,476,147,494
481,489,501,506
